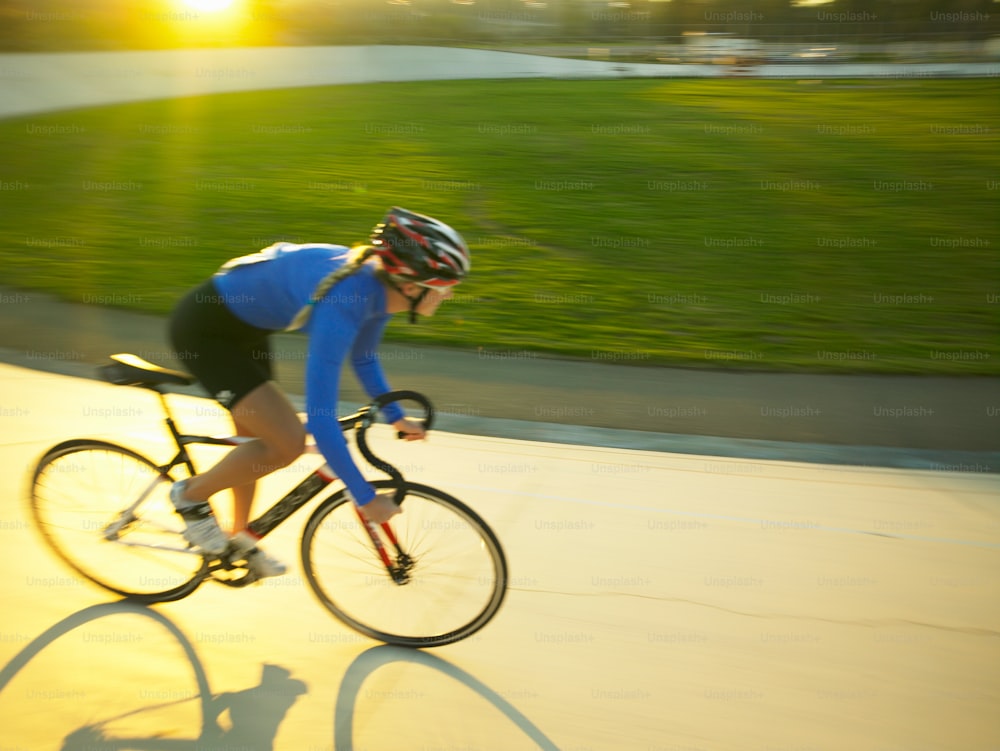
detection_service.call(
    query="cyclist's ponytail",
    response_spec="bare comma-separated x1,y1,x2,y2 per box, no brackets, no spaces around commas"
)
286,245,377,331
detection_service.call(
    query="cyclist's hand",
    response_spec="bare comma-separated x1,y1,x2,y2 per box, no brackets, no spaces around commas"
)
394,417,426,441
360,490,402,525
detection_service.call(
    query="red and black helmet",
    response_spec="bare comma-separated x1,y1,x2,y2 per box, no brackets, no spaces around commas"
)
370,207,470,288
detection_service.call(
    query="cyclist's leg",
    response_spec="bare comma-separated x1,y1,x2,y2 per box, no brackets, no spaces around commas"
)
230,421,258,535
189,384,302,576
184,382,305,503
226,388,302,575
168,279,302,559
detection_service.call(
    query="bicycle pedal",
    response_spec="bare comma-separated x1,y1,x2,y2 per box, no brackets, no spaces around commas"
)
244,570,262,586
205,555,260,585
207,553,243,570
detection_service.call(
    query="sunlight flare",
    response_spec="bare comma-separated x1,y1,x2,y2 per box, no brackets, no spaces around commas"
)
181,0,235,12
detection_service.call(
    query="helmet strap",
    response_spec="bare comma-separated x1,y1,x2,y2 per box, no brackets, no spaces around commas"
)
408,287,431,324
387,276,431,324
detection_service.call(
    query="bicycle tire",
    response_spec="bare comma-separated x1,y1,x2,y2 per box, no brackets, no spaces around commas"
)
30,439,207,602
301,480,507,648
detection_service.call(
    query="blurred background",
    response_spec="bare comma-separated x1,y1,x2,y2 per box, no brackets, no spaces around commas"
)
1,0,998,61
0,0,997,433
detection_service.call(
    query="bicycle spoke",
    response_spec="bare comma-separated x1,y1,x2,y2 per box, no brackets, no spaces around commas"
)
301,481,506,647
31,441,206,601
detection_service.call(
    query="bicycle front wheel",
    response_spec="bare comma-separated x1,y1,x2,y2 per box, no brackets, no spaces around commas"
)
301,481,507,648
30,440,206,602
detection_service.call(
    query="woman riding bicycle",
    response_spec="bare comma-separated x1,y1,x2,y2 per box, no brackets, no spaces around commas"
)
167,207,470,579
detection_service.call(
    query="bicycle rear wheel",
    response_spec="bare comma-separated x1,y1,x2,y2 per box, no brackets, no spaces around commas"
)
30,440,206,602
301,481,507,648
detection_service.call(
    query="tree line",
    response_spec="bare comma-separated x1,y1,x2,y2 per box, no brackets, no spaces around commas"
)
0,0,995,51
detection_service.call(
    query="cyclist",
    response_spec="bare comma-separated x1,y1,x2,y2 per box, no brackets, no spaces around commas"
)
167,207,470,578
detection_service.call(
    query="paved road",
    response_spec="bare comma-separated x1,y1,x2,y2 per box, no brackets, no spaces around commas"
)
0,364,998,751
1,45,996,121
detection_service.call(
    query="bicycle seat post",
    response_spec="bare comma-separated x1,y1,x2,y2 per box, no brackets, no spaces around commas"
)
144,386,187,455
96,353,200,474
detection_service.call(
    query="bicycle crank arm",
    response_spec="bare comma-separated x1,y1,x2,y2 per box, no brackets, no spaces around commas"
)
205,562,259,587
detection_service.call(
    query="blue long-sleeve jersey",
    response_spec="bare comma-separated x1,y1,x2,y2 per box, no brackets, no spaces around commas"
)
212,243,405,506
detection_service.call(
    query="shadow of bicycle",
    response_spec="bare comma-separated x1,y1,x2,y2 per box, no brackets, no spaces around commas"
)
0,601,306,751
333,645,561,751
1,603,560,750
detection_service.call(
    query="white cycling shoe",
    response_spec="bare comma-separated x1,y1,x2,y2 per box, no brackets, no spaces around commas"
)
229,529,287,579
170,480,229,555
245,547,288,579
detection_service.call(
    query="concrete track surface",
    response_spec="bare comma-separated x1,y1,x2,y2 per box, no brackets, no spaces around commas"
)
1,363,997,750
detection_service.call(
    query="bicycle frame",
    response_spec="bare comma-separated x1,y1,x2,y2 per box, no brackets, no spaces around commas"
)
35,359,506,645
118,385,425,584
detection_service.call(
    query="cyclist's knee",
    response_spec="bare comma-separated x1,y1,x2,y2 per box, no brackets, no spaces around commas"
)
270,426,306,469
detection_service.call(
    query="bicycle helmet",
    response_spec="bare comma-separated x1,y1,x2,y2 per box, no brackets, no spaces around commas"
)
370,207,470,288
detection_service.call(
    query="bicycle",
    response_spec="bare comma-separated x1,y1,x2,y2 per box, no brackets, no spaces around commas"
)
29,353,508,648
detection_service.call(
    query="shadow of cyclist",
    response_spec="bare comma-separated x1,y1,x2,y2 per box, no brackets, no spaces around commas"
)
203,663,308,750
0,601,305,751
59,662,308,751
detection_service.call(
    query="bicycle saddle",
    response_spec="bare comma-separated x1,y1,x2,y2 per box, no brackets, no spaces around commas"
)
98,353,194,388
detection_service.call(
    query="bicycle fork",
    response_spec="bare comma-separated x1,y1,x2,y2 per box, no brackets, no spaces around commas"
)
353,506,413,585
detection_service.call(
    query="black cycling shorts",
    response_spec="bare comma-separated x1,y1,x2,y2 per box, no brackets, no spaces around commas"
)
168,278,273,410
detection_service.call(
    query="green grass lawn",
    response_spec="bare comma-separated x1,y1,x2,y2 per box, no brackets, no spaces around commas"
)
0,78,997,374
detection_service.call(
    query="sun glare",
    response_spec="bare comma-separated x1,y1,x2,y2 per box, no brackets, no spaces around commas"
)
181,0,236,12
